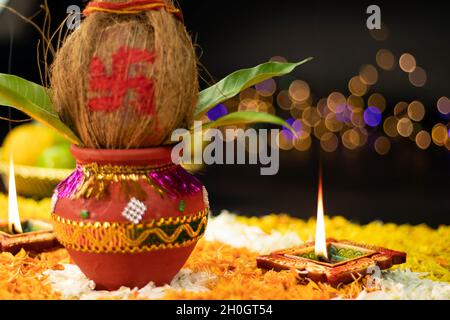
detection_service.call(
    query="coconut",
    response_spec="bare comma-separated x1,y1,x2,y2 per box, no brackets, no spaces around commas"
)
50,0,198,149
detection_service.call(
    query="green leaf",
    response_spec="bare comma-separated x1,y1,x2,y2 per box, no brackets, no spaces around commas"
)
201,111,296,135
195,57,313,118
0,74,81,145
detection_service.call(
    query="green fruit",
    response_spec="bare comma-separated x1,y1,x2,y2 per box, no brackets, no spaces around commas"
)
36,145,75,169
52,131,71,146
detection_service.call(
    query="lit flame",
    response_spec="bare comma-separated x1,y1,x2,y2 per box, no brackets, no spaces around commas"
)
8,156,22,234
314,170,328,259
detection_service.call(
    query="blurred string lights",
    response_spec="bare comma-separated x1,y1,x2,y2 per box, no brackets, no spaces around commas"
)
205,24,450,155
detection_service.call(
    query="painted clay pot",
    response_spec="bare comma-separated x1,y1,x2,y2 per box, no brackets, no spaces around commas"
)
51,145,208,290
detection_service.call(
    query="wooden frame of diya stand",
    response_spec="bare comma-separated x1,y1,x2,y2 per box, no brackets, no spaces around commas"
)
257,238,406,287
0,220,60,254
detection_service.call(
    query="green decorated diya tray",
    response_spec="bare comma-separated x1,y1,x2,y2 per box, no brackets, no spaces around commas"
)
293,243,373,265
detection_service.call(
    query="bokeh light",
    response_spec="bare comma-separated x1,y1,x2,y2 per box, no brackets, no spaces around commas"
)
407,101,425,121
355,127,368,147
394,101,408,117
399,53,417,73
266,103,276,115
320,132,338,152
376,49,395,70
257,46,447,155
281,118,302,140
297,120,311,137
345,128,364,148
374,136,391,155
437,96,450,115
258,93,274,104
239,98,264,112
317,98,330,117
302,106,321,127
415,130,431,150
341,129,359,150
364,106,382,127
348,76,368,96
277,90,292,110
383,116,399,137
207,104,228,121
289,105,302,119
325,113,344,132
431,124,448,146
270,56,287,63
368,93,386,112
313,120,328,139
351,109,366,128
277,131,294,150
292,97,312,111
347,95,365,110
239,87,257,100
335,105,353,123
255,78,277,97
293,134,312,151
369,23,390,41
359,64,378,85
408,66,427,87
397,118,413,137
289,80,310,103
327,92,346,113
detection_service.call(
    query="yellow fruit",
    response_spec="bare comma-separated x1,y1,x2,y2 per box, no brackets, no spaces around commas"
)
1,123,56,166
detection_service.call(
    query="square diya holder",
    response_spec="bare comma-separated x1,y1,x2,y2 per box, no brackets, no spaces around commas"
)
0,219,59,254
257,238,406,287
0,159,60,254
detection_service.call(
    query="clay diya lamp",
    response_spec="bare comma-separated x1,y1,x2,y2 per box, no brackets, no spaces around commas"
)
257,239,406,287
0,219,59,254
1,160,59,254
51,145,209,290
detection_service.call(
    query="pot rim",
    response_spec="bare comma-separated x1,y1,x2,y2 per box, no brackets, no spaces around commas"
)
70,145,174,166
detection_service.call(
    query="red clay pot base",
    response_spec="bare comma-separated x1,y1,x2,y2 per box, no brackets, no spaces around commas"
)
68,244,197,290
52,146,208,290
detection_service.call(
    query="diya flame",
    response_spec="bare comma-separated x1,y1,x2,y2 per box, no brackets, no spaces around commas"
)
314,170,328,259
8,157,22,233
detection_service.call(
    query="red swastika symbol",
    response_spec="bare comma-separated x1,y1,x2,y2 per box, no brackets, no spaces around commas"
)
88,47,156,115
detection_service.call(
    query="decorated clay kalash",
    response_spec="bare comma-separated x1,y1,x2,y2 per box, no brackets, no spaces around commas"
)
0,0,311,290
49,0,203,290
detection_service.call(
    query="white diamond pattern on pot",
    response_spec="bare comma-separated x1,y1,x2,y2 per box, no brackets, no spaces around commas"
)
121,198,147,224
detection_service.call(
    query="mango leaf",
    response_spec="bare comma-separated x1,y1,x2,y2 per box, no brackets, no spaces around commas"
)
195,57,313,118
201,111,297,136
0,74,81,144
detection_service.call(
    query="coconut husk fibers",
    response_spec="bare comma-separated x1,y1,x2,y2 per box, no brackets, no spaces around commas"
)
50,0,198,149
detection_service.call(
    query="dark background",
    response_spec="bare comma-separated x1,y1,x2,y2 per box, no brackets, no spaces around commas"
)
0,0,449,226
